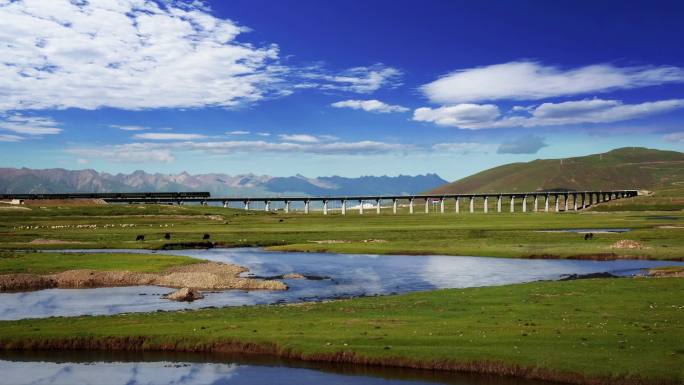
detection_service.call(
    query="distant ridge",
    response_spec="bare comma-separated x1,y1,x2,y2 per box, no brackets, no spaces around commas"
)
427,147,684,194
0,168,447,197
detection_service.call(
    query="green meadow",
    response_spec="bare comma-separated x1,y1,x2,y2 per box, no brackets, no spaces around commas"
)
0,198,683,384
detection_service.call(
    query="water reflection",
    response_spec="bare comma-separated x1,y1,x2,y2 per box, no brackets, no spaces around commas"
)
1,248,681,320
0,351,557,385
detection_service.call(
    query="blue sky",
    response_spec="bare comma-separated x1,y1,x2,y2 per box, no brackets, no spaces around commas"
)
1,0,683,180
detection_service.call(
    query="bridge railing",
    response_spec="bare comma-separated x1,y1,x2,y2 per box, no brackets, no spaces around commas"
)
95,189,639,215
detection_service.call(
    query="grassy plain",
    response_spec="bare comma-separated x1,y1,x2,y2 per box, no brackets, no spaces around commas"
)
0,201,682,260
1,278,682,384
0,251,199,275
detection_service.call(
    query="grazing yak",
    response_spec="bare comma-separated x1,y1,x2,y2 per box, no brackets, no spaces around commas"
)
164,233,171,240
203,233,210,240
136,235,145,241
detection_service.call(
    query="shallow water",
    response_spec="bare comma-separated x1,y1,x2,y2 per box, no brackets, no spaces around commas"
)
1,248,681,320
0,351,556,385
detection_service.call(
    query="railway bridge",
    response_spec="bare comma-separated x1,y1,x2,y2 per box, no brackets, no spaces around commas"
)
2,190,639,214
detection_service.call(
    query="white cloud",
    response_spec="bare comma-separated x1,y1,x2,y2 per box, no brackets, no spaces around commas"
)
256,132,271,137
278,134,320,143
67,139,408,161
421,61,684,104
76,158,90,165
226,130,250,135
663,132,684,143
497,135,547,154
0,114,62,135
331,99,409,113
67,144,175,163
0,0,284,111
183,140,407,155
111,125,150,131
301,64,402,93
413,104,500,128
431,142,492,154
0,134,23,142
414,98,684,129
132,133,208,140
529,98,684,125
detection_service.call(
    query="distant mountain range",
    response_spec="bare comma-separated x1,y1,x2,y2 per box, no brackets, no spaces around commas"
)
0,168,448,197
427,147,684,194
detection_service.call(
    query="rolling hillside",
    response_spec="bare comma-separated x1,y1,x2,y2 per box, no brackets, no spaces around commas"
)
428,147,684,194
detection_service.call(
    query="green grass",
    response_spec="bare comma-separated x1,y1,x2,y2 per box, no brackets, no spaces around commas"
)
1,202,683,260
0,251,201,274
428,147,684,195
2,278,682,383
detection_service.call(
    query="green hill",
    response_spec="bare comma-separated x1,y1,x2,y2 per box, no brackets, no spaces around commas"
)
428,147,684,194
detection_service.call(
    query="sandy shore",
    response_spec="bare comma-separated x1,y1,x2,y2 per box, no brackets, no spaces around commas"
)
0,262,287,292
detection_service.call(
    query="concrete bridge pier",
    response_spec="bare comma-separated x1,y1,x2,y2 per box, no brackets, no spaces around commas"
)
522,195,527,212
304,200,310,214
555,195,560,212
573,194,578,211
323,200,328,215
284,201,290,213
544,195,550,212
469,196,475,213
244,200,250,210
341,200,347,215
392,199,398,214
510,195,515,213
455,197,460,214
222,201,228,208
359,200,364,215
409,198,414,214
483,196,488,213
264,201,271,212
440,198,445,214
377,199,381,214
497,195,502,213
425,198,430,214
533,195,538,212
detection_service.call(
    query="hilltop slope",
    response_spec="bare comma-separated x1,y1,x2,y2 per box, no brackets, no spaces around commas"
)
428,147,684,194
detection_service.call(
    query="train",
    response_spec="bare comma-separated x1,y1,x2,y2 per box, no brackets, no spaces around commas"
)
0,192,211,200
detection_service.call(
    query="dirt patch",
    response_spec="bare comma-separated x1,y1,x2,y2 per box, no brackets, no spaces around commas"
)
29,238,88,245
162,287,204,301
648,267,684,278
610,240,644,249
657,225,684,229
0,262,286,292
282,273,305,279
